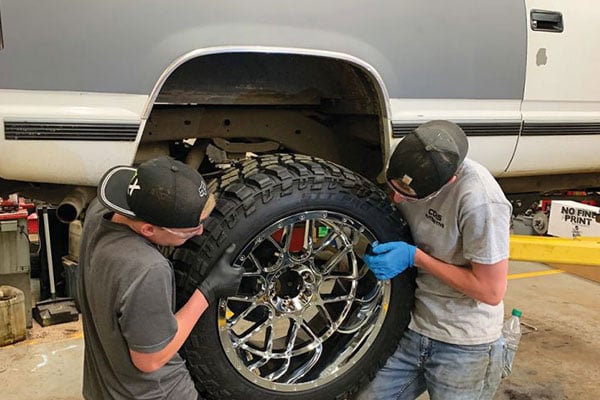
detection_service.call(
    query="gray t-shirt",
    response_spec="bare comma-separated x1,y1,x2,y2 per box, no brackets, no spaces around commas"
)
77,199,197,399
398,158,512,345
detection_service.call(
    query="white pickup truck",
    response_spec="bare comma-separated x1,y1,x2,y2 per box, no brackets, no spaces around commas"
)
1,1,598,399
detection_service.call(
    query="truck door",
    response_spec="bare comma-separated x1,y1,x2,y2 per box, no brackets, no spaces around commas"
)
508,0,600,175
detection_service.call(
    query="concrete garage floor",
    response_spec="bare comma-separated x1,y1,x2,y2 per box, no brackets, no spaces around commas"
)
1,261,598,400
0,320,83,400
495,261,600,400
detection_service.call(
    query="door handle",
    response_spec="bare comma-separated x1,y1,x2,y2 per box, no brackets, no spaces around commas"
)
531,10,564,33
0,8,4,50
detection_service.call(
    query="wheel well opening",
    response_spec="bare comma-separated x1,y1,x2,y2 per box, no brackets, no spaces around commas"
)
138,52,386,181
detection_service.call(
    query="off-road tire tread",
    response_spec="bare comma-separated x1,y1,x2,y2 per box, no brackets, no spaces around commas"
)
172,154,413,400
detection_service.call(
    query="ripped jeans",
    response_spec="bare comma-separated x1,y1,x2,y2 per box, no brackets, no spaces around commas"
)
356,329,504,400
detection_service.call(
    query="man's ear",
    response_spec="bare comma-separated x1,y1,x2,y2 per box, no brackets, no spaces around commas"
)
139,223,157,238
448,175,458,184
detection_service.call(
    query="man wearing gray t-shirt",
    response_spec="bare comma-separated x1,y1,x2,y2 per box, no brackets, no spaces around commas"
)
357,121,511,400
77,156,243,399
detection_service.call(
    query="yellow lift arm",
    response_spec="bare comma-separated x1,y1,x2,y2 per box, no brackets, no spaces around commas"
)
509,235,600,266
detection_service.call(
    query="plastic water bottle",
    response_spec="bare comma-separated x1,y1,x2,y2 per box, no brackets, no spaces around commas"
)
502,308,522,378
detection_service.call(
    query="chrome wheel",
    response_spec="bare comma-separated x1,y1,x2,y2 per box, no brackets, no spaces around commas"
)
173,154,414,399
218,210,390,391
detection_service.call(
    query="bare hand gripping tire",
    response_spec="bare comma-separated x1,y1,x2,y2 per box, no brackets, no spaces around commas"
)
171,154,415,400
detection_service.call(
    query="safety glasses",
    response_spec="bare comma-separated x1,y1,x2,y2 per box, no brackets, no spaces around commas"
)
387,179,442,203
160,219,206,239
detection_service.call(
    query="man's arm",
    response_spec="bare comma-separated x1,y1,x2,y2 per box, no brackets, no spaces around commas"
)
129,289,208,373
414,249,508,305
128,244,242,373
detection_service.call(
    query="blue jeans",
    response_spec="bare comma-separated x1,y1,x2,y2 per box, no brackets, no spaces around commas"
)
356,329,503,400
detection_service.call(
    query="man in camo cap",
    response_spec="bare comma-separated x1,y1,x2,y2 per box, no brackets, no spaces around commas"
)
358,120,512,400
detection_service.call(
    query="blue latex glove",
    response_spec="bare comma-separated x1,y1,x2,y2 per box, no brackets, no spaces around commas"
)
363,241,416,280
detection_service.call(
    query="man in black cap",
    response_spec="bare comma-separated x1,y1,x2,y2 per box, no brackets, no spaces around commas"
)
357,121,512,400
77,156,243,399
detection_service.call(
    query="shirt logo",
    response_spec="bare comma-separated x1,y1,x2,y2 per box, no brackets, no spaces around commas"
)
426,208,444,228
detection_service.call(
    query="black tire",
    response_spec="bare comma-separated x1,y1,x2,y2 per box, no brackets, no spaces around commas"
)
171,154,415,400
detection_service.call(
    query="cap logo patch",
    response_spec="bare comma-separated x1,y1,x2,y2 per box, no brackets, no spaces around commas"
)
401,174,413,186
198,180,208,198
128,176,141,196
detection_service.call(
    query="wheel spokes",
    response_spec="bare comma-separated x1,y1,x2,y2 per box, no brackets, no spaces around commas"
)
219,211,390,389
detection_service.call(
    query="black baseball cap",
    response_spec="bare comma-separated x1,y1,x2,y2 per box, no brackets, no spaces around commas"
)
98,156,210,228
387,120,468,199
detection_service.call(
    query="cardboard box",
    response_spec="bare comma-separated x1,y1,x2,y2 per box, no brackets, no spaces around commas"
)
548,200,600,238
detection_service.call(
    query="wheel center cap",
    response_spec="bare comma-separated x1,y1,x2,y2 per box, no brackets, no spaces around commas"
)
269,266,316,313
